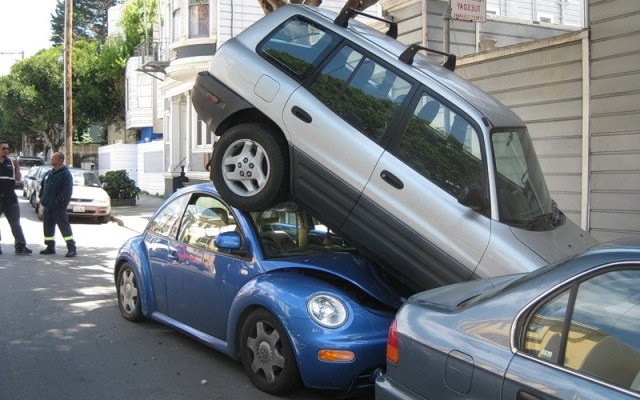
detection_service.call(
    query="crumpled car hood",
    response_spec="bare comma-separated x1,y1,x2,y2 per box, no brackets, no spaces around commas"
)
266,251,407,308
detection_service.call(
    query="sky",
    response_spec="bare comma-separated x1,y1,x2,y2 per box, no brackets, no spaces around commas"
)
0,0,59,76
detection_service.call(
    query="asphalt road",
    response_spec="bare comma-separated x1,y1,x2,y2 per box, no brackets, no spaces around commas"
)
0,192,374,400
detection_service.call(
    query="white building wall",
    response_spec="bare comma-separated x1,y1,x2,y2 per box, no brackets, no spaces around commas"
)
587,0,640,241
136,140,166,196
125,57,154,130
98,143,138,185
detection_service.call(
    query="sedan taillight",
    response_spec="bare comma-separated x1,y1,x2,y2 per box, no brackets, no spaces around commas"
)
386,318,399,364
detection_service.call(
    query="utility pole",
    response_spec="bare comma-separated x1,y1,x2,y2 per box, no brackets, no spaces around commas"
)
64,0,73,165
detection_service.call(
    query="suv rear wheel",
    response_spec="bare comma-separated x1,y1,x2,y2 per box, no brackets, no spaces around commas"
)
211,123,289,211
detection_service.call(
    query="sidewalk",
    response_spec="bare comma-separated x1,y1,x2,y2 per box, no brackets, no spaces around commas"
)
110,194,167,234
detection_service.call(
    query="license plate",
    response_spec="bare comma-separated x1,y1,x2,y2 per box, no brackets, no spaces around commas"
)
73,205,86,213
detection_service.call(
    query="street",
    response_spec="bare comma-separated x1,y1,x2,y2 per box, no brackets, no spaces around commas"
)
0,193,374,400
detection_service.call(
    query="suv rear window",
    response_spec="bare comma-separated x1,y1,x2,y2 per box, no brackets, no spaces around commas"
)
258,16,337,79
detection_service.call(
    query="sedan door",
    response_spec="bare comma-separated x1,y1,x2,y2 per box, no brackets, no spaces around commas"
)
503,267,640,399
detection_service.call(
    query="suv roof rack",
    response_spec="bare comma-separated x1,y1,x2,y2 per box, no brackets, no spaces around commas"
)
334,8,398,39
399,44,457,72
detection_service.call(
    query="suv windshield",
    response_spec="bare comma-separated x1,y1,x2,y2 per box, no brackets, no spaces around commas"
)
492,128,553,229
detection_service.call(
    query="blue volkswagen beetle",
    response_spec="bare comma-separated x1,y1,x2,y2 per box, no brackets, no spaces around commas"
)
114,184,410,395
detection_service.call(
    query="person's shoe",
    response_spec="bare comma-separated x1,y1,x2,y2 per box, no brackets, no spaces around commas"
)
15,247,33,255
40,248,56,255
65,250,77,258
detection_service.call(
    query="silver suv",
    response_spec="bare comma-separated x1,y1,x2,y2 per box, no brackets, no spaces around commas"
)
192,5,597,291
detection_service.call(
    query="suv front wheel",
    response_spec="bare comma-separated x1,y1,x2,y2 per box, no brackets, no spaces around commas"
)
211,123,289,211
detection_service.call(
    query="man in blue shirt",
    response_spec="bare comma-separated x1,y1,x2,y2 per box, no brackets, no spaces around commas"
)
0,140,33,255
39,152,76,257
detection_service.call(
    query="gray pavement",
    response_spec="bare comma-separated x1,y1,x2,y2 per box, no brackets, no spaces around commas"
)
110,193,167,234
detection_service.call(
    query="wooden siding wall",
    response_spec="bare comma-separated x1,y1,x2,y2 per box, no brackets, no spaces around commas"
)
457,32,587,228
588,0,640,241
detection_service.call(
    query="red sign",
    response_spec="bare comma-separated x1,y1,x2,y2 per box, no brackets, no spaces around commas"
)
451,0,487,23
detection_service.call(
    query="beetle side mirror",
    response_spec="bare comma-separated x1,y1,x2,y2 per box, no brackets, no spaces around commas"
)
215,231,246,256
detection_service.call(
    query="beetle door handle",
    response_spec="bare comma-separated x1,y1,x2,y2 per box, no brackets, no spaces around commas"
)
380,170,404,189
291,106,312,123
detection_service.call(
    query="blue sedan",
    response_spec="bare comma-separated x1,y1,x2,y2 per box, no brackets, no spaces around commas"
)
114,184,410,395
376,237,640,400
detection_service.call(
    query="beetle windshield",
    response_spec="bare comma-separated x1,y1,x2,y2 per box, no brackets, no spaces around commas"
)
492,128,554,230
249,202,354,258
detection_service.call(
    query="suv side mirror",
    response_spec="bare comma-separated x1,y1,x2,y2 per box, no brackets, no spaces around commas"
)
458,184,488,213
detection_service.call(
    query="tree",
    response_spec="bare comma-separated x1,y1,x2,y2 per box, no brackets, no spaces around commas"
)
51,0,122,45
0,48,65,154
118,0,159,56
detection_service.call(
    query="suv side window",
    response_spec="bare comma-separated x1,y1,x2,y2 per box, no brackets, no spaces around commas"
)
522,268,640,391
308,45,411,144
258,17,337,79
394,92,484,198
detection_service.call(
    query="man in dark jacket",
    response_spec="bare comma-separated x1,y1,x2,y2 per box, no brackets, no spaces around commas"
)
0,140,33,255
39,152,76,257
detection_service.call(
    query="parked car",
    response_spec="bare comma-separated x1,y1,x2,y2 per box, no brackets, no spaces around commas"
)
23,165,52,206
375,237,640,400
114,183,411,395
15,155,44,189
36,167,111,223
192,5,597,292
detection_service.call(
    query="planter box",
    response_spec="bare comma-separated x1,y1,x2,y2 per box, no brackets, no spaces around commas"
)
111,198,137,207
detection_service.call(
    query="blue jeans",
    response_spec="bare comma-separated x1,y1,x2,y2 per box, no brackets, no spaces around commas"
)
0,200,27,249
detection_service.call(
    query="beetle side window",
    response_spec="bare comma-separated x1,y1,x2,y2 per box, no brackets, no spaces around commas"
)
522,268,640,391
307,46,411,144
178,195,238,252
147,194,189,238
393,92,484,199
258,17,336,79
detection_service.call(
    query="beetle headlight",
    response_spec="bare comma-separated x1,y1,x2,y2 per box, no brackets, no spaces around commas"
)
307,293,348,328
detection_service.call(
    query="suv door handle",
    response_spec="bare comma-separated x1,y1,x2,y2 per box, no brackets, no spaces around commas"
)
380,170,404,190
291,106,312,123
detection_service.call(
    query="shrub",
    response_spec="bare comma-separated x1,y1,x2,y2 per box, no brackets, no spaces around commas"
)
100,170,141,199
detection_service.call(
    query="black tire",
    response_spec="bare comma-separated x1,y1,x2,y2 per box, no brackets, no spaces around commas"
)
116,263,143,322
240,309,301,395
29,192,36,208
97,214,110,224
211,124,289,211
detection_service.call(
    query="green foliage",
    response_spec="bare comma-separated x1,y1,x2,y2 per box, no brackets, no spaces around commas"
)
100,170,141,199
51,0,122,45
119,0,159,54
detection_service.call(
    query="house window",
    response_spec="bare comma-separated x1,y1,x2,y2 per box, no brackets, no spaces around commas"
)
537,13,554,24
172,0,181,42
189,0,209,38
195,117,213,148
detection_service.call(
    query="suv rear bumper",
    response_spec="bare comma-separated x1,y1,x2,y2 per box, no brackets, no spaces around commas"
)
192,71,252,135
